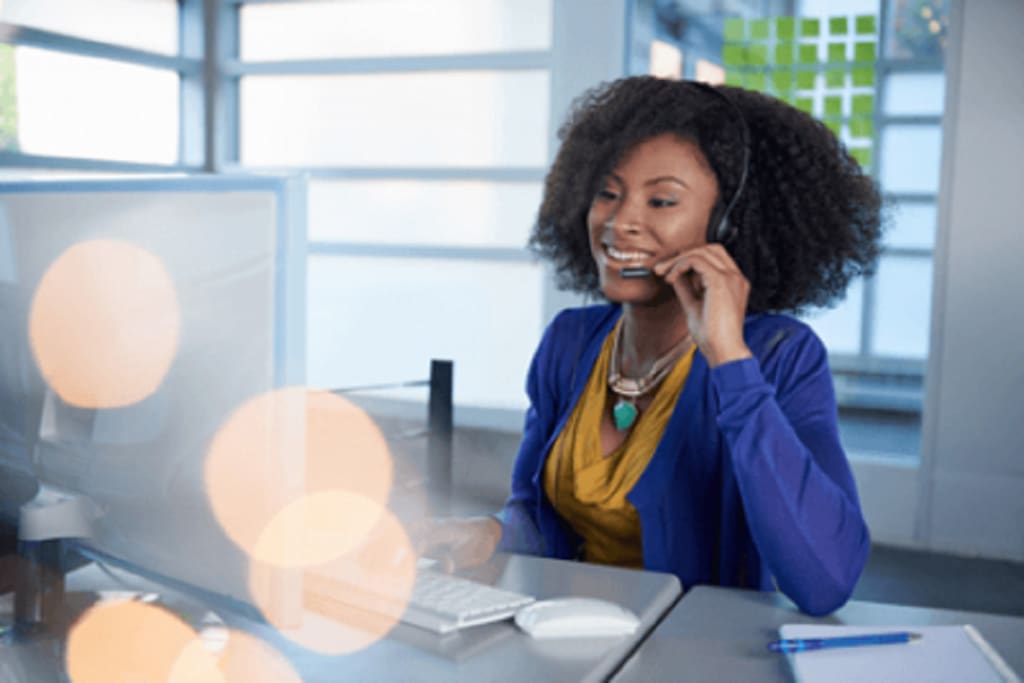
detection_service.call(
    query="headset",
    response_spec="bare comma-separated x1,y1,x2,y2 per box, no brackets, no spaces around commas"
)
687,81,751,244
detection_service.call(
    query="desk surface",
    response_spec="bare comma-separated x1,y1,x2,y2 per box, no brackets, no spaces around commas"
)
1,554,681,683
613,585,1024,682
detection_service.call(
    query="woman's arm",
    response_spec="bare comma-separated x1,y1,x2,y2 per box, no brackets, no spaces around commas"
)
493,310,569,556
713,326,870,615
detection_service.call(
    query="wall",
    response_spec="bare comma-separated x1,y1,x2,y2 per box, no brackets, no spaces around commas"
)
916,0,1024,561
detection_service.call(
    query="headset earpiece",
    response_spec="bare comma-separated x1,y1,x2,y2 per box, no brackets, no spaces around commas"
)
688,82,751,245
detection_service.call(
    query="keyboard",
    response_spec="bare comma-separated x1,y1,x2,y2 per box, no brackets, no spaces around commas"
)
304,566,536,635
400,570,535,634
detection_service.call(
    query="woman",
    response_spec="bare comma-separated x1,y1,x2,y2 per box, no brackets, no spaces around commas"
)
422,76,882,616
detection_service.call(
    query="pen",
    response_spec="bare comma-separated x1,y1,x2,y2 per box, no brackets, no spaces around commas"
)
767,631,922,653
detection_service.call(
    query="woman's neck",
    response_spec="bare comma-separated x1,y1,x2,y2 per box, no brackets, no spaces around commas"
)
619,298,690,378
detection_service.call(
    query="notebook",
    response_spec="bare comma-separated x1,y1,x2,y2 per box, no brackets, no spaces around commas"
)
780,624,1021,683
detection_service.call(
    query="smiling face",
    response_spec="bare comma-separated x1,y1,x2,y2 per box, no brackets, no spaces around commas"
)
587,133,719,303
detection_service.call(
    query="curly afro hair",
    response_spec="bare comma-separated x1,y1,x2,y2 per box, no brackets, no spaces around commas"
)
529,76,884,314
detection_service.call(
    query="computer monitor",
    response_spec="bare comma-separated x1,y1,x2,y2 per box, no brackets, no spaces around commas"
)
0,176,307,623
0,280,43,527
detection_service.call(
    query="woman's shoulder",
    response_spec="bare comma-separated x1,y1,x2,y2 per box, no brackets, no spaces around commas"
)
545,303,621,342
743,313,826,362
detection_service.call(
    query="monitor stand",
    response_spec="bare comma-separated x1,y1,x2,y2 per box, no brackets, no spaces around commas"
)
11,485,95,639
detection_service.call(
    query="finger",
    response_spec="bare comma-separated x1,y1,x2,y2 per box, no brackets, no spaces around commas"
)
663,261,702,312
410,518,460,555
436,551,457,574
652,252,685,278
677,250,729,278
700,243,742,273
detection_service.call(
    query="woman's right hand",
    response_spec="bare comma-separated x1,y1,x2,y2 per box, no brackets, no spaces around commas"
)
412,516,503,573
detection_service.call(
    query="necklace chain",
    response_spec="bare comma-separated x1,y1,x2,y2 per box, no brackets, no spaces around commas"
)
607,322,692,400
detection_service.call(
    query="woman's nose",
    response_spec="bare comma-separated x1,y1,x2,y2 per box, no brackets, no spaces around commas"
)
604,215,642,235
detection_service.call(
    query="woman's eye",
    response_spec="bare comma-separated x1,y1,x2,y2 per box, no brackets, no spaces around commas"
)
596,189,618,201
650,197,678,208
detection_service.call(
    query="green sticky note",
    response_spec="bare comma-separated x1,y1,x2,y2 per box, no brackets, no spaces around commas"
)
725,71,745,86
828,43,847,62
854,41,877,62
724,17,745,42
800,18,821,37
798,44,819,64
850,117,874,139
750,19,770,40
855,15,877,34
824,95,843,116
747,71,767,91
825,69,845,87
772,70,793,92
776,17,796,40
748,45,768,66
775,42,795,65
723,44,746,66
795,96,814,114
852,66,876,86
829,16,849,35
796,70,816,89
852,93,874,115
851,147,873,167
826,120,842,135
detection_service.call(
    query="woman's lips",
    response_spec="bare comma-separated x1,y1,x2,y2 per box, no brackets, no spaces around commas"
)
604,243,654,267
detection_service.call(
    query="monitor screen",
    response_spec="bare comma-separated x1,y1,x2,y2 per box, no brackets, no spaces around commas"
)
0,177,307,623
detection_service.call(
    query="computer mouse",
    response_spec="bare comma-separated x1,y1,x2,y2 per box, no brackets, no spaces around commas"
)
514,597,639,639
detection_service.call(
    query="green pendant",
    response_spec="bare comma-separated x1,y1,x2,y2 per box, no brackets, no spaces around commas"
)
613,400,638,431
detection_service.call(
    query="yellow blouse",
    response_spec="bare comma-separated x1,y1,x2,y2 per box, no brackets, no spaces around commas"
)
542,320,696,567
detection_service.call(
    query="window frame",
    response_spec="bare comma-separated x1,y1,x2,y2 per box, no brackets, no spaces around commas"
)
224,0,553,266
0,0,205,172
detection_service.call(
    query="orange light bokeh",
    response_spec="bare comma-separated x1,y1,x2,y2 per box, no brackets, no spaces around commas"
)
250,503,418,655
66,600,222,683
29,239,180,409
252,490,385,569
215,630,302,683
205,388,393,569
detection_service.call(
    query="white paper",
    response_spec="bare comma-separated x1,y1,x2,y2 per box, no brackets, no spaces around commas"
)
780,624,1019,683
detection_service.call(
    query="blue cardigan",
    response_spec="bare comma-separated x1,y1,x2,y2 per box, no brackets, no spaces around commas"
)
496,304,870,616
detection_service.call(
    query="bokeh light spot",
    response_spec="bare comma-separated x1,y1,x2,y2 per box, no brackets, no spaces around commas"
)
66,600,220,683
252,490,384,568
250,503,417,654
205,388,393,568
29,239,180,409
215,630,302,683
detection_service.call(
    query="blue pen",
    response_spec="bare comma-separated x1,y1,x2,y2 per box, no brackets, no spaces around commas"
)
767,631,922,653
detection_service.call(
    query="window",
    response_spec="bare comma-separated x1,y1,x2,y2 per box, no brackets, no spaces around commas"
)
231,0,555,412
630,0,952,461
0,0,198,170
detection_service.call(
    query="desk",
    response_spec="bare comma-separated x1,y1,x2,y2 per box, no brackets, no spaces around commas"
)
613,585,1024,682
0,554,680,683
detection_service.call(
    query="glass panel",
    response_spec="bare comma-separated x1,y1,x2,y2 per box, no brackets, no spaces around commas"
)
883,72,945,116
0,0,178,55
884,0,950,60
240,0,552,61
872,256,933,359
885,201,936,250
799,0,879,18
240,71,548,167
9,48,179,164
879,125,943,194
650,40,683,79
307,255,543,409
308,180,540,248
801,278,863,355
